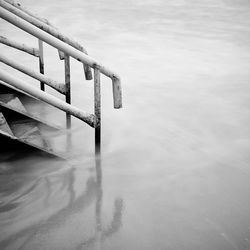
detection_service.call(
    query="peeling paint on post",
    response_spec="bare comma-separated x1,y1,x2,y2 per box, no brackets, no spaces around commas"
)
94,67,101,154
64,54,71,129
38,39,45,91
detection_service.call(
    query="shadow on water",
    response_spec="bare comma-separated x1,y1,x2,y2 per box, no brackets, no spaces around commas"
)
0,152,124,250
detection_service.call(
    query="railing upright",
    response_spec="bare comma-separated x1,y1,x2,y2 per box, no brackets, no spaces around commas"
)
38,39,44,91
94,67,101,154
64,54,71,128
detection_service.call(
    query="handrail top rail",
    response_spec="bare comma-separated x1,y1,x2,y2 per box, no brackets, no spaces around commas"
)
0,7,121,80
3,0,86,53
0,2,122,108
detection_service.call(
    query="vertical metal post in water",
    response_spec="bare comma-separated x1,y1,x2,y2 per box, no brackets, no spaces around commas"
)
38,39,45,91
64,54,71,128
95,154,102,249
94,67,101,154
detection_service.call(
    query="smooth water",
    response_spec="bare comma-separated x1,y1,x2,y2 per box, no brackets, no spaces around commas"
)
0,0,250,249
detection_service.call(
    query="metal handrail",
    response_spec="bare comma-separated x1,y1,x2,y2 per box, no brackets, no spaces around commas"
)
0,2,122,151
0,35,39,57
0,6,122,109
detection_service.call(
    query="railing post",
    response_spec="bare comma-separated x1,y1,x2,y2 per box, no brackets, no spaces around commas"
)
94,67,101,154
38,39,45,91
64,54,71,128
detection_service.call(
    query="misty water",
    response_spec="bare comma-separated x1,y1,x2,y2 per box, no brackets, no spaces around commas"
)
1,0,250,249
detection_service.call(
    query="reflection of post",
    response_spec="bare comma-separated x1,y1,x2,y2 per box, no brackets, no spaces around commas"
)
102,198,123,238
95,154,102,250
67,168,75,206
94,67,101,155
75,156,123,249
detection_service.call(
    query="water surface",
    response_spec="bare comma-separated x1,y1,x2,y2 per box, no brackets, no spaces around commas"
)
0,0,250,249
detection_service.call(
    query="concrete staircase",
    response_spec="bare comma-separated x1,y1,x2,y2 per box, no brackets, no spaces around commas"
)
0,82,66,158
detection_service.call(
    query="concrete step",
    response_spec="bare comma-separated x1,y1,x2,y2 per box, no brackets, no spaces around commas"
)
0,92,62,130
0,82,68,159
0,81,66,125
0,107,67,158
0,129,66,159
0,111,13,136
10,122,52,151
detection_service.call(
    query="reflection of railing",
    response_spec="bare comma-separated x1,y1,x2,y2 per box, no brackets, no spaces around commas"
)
0,157,124,250
76,156,124,249
0,0,122,150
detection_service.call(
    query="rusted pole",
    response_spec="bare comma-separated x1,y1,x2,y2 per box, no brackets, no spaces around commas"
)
38,39,45,91
0,53,66,94
64,54,71,128
0,35,39,57
94,67,101,154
